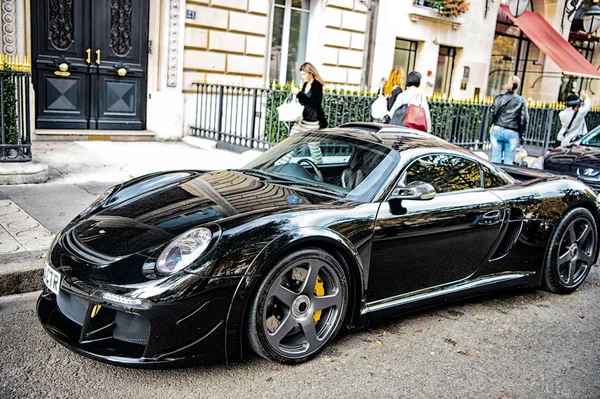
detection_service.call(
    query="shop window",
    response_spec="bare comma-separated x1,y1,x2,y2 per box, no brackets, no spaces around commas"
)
434,46,456,96
270,0,311,84
486,5,540,99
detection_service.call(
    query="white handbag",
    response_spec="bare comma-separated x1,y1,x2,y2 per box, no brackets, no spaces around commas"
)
371,88,387,120
514,146,528,165
277,95,304,122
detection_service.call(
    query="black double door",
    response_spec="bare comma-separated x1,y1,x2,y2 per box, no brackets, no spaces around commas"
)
32,0,149,130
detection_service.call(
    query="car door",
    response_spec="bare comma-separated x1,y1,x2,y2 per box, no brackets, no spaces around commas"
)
368,153,506,303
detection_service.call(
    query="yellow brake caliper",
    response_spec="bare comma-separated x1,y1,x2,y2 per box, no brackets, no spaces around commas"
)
313,275,324,324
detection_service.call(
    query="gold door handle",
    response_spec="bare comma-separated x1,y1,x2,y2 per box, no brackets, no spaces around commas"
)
95,49,101,65
86,48,91,64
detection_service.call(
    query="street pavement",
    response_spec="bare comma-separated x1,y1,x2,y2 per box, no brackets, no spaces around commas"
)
1,271,599,399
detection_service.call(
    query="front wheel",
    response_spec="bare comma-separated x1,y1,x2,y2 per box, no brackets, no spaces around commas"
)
543,207,598,294
246,248,348,364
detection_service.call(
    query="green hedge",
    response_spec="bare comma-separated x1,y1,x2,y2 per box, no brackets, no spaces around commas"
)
2,65,18,145
265,85,376,143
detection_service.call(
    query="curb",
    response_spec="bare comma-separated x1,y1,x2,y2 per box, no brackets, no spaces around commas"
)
0,161,49,185
182,135,217,151
0,258,44,296
1,198,53,296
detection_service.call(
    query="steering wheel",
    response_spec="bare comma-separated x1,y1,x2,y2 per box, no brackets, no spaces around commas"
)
297,158,324,181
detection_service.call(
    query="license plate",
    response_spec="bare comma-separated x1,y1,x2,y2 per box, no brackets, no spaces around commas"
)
43,262,62,295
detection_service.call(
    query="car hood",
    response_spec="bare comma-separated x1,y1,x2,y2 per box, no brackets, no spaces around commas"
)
69,170,339,258
544,145,600,175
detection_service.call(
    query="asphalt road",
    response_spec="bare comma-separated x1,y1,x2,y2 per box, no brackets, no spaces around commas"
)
1,268,599,399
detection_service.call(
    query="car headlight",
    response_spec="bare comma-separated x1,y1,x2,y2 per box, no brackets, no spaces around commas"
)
156,227,212,274
79,186,117,217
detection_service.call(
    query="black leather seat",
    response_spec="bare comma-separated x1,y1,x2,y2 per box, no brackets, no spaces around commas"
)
341,151,365,190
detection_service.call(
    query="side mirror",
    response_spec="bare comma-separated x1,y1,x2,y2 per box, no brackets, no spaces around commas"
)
390,181,436,201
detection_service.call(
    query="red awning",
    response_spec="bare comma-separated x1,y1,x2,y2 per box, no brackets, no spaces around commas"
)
500,5,600,79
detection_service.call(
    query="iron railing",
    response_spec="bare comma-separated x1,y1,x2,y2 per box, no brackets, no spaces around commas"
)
191,83,600,156
412,0,438,8
0,68,32,162
191,83,374,151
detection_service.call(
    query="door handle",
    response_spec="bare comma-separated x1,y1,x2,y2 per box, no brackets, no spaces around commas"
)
86,48,91,64
480,210,502,225
95,49,101,65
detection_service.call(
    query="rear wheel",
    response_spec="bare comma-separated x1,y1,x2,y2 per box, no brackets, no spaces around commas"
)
246,248,348,364
543,208,598,294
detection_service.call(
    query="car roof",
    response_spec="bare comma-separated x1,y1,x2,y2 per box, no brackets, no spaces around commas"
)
319,122,468,154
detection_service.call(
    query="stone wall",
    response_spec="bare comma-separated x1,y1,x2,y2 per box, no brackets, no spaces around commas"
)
319,0,368,87
182,0,270,92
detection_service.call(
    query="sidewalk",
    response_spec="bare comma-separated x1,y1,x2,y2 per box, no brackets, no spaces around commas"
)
0,138,255,296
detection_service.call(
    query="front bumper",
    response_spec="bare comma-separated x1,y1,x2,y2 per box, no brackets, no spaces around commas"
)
36,275,242,368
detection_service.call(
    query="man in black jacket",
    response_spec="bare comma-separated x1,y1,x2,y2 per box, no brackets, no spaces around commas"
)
490,76,529,165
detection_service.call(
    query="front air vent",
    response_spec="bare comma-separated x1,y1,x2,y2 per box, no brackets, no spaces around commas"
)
113,311,150,345
490,220,523,261
64,229,120,265
56,291,89,326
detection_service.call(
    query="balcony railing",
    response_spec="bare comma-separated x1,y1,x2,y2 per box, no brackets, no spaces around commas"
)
413,0,438,9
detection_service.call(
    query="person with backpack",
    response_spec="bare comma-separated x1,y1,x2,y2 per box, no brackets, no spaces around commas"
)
557,91,591,147
489,75,529,165
372,66,404,122
387,71,432,133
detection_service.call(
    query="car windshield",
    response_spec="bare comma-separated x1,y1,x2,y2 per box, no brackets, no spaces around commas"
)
580,126,600,147
243,132,399,201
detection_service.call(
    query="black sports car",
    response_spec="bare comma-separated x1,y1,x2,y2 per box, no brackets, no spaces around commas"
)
544,125,600,191
38,123,600,367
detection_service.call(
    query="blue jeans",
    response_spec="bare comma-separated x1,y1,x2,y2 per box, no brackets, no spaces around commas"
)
490,126,519,165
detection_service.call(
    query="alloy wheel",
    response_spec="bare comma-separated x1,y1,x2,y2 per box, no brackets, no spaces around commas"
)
556,216,596,288
261,256,344,359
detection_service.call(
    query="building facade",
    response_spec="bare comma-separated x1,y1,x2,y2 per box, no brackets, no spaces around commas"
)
1,0,598,140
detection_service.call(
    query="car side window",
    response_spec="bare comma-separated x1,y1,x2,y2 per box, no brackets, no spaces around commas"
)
482,164,510,188
404,154,482,194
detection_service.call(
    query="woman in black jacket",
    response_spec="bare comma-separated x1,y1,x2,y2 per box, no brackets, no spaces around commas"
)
286,62,328,165
291,62,328,131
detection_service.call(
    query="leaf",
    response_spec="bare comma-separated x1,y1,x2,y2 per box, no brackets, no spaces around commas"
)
456,349,470,356
414,329,423,334
377,330,387,337
596,281,600,286
444,338,457,347
579,314,585,319
375,339,383,346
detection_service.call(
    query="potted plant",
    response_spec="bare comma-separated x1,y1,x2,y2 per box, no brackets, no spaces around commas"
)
429,0,470,18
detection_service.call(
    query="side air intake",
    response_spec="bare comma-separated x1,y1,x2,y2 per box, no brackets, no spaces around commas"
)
490,220,523,261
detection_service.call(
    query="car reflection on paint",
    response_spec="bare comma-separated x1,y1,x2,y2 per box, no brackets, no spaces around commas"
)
544,125,600,191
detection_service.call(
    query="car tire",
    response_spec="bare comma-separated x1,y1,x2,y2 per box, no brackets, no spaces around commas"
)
246,247,348,364
543,207,598,294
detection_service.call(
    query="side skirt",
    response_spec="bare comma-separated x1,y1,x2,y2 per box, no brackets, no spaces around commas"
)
361,272,536,316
